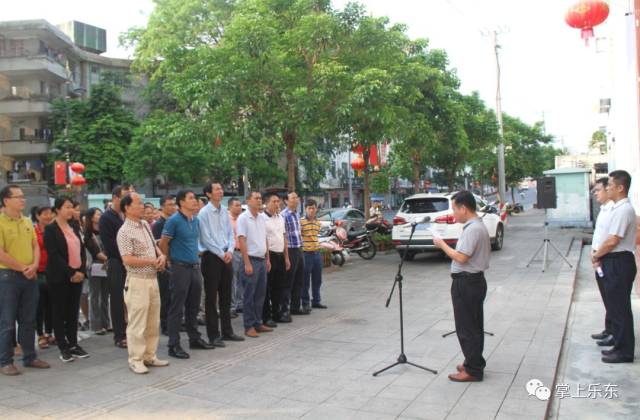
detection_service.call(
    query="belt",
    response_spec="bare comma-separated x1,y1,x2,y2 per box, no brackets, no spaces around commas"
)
234,248,241,252
249,256,265,261
451,271,484,279
304,250,320,253
602,251,633,259
269,251,284,256
170,260,200,268
127,272,158,279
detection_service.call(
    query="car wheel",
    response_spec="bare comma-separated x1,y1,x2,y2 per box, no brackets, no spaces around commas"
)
398,250,415,261
491,224,504,251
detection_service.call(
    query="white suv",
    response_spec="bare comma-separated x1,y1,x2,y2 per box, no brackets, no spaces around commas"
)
391,193,504,260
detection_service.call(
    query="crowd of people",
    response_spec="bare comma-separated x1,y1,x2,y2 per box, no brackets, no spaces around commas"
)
0,182,328,376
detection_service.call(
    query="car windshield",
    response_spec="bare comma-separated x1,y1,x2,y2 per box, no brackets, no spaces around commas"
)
400,198,449,214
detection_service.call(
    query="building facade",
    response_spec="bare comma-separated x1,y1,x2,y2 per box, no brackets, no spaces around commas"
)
0,19,142,205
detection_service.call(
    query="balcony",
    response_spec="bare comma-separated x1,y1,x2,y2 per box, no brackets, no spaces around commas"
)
0,54,67,80
0,137,50,157
0,97,51,116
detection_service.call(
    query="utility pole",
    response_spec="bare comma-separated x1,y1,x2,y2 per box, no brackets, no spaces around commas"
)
491,29,507,206
347,149,353,206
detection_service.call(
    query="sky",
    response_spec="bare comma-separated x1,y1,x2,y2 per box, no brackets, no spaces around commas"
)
4,0,627,153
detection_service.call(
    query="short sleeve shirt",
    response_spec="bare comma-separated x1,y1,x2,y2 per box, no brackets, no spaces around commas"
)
592,201,613,251
117,218,157,275
282,208,303,249
264,211,286,253
162,211,200,264
237,211,267,258
301,218,321,252
607,198,637,253
0,213,36,269
451,217,491,274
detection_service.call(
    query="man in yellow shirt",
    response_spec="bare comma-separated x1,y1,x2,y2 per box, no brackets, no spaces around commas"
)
0,185,49,376
301,199,327,311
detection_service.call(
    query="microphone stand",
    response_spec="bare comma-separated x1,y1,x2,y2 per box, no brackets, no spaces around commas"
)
373,221,437,377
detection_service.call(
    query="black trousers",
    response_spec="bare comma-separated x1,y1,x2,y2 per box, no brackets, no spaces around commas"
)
265,251,286,320
167,263,202,347
107,258,127,342
601,251,636,358
201,252,234,340
157,270,172,332
286,248,305,311
36,273,53,336
595,272,612,335
451,272,487,378
48,280,82,351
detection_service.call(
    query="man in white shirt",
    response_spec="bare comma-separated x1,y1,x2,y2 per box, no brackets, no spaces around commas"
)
590,178,614,344
262,193,290,327
592,170,637,363
237,191,272,338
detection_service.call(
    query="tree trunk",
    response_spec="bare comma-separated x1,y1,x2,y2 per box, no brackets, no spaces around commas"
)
511,186,515,204
284,130,296,192
363,149,370,219
412,156,421,194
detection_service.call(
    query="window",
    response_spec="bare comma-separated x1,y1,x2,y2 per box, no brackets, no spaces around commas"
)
400,198,449,214
348,210,364,220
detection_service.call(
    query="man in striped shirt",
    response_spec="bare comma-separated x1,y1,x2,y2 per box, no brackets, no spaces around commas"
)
301,199,326,310
282,192,308,317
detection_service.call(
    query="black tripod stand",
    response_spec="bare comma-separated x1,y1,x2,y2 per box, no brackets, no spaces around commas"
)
442,329,494,338
373,222,437,377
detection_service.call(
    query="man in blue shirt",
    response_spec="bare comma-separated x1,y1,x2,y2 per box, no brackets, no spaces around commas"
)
160,190,214,359
282,192,309,318
199,182,245,347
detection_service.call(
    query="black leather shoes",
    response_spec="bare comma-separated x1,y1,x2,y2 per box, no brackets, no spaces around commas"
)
597,337,615,347
277,312,292,323
601,347,617,356
312,303,328,309
210,337,226,348
189,338,215,350
602,354,634,363
291,308,311,315
168,345,190,359
222,333,245,342
264,319,277,328
591,331,610,340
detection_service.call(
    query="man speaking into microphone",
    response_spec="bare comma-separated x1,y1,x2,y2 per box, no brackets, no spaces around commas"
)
433,191,490,382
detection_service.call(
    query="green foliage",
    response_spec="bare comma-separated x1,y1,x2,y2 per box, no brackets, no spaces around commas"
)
49,82,137,189
370,170,390,194
590,130,607,154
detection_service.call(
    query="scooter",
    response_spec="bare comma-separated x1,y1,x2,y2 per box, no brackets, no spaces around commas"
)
365,215,392,235
319,225,349,266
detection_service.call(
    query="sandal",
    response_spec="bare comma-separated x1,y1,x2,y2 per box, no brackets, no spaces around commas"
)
38,335,49,349
115,340,127,349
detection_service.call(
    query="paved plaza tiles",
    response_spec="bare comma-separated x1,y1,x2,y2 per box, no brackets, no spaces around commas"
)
1,210,638,419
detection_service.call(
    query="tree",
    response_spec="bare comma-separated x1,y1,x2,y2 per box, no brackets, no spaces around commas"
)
590,130,607,155
49,81,137,189
126,0,346,191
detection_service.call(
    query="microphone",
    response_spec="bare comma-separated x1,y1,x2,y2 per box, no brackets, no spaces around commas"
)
411,215,431,226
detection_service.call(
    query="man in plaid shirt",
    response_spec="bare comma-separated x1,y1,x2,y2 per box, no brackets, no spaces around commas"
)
281,192,309,319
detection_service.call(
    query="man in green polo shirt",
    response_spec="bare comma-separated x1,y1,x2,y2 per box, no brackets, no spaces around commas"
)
0,185,50,375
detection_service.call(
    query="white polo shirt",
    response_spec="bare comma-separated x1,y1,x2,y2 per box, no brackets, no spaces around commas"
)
607,198,637,254
236,210,267,258
592,201,613,252
263,211,285,253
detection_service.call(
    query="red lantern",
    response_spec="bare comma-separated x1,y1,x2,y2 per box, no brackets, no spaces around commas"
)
565,0,609,46
71,175,86,186
351,155,366,172
214,136,222,147
70,162,85,173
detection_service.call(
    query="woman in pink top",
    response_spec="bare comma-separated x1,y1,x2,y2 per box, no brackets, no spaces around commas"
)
44,197,88,363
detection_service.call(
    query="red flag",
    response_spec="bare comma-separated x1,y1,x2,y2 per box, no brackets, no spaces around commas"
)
369,144,378,166
54,161,67,185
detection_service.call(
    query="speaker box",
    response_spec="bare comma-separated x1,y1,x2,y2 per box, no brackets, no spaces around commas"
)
536,176,557,209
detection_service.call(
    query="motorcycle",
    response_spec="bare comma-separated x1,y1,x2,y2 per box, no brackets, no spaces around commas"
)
334,222,377,260
506,202,524,214
319,225,349,266
365,215,392,235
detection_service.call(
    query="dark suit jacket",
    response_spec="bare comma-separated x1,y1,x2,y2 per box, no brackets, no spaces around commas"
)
44,220,86,284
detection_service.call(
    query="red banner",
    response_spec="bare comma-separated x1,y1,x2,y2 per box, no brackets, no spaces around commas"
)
54,161,67,185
